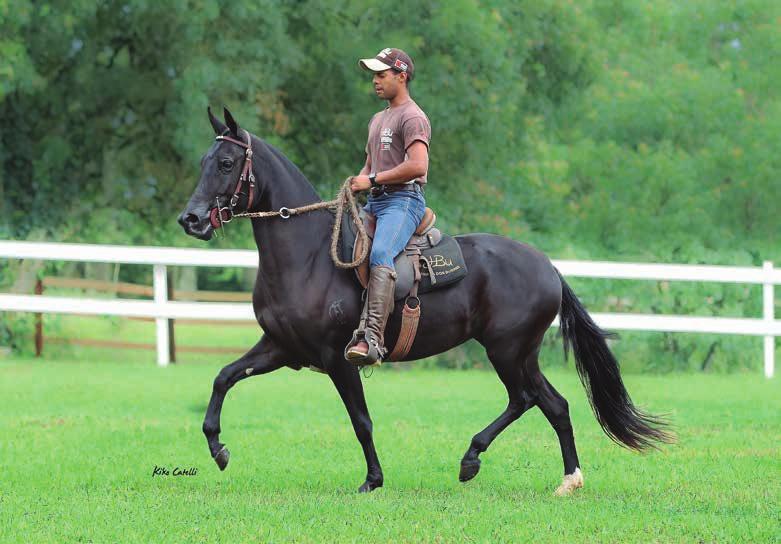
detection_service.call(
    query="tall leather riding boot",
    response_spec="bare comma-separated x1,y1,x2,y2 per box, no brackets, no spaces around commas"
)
345,266,397,366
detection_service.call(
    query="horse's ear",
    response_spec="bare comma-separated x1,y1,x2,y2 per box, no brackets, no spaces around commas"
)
208,106,227,135
223,107,240,136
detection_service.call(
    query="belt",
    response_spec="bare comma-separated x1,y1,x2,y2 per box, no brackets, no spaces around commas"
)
370,183,421,197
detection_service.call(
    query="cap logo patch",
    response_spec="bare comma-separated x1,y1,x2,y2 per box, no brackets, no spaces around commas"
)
393,59,408,71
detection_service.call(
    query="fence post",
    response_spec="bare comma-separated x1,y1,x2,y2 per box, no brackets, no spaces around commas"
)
34,279,43,357
167,270,176,363
764,261,774,378
153,264,170,367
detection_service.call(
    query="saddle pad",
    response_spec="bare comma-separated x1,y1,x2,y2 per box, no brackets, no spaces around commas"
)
417,235,468,295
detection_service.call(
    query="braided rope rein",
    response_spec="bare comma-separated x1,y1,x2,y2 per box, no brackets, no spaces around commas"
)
234,177,369,269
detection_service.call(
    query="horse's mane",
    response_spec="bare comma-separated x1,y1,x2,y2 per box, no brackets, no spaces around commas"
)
252,134,323,203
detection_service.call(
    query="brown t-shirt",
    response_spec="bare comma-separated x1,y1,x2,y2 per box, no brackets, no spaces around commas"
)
365,99,431,186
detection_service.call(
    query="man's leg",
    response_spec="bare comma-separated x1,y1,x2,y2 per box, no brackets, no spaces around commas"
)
345,195,422,365
344,265,397,364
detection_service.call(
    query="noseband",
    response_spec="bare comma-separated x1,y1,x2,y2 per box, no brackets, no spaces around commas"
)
209,131,256,229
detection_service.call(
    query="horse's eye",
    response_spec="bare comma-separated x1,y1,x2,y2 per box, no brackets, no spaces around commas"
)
221,159,233,170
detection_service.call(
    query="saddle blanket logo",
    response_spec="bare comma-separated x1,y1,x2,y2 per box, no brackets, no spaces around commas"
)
416,236,468,294
423,254,462,277
381,128,393,150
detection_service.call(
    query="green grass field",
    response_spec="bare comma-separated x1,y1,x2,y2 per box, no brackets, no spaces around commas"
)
0,358,779,543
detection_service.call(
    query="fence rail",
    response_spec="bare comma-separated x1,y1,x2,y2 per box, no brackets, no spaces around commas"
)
40,277,253,302
0,240,776,377
33,277,255,359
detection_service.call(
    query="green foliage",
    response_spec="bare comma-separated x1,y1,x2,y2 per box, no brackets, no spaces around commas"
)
1,0,298,245
1,0,778,371
0,313,30,354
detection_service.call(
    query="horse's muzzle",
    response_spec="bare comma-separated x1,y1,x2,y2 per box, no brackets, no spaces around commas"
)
178,210,214,241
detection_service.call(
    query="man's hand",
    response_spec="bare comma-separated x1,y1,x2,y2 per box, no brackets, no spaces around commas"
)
350,175,371,192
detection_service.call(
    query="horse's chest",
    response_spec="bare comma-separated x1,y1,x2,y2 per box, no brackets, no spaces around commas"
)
251,273,360,358
252,291,322,338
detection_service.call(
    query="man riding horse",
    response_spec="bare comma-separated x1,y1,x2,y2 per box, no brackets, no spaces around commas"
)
344,48,431,366
178,51,671,494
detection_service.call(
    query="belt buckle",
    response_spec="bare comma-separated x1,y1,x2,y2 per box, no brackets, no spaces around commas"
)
370,186,385,198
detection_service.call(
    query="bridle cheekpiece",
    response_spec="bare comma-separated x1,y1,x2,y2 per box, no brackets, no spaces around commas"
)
209,130,256,229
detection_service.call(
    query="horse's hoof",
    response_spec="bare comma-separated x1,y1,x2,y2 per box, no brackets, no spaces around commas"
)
358,480,383,493
554,468,584,496
214,446,230,471
459,459,481,482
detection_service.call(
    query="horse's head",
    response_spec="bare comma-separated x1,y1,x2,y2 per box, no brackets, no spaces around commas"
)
178,107,258,240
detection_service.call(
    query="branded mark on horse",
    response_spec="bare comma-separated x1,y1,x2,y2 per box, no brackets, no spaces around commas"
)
178,107,673,495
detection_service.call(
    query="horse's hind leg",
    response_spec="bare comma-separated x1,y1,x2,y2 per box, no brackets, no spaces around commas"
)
459,344,536,482
533,371,584,495
203,336,288,470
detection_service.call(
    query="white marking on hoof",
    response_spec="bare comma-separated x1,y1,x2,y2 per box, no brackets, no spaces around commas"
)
554,467,584,496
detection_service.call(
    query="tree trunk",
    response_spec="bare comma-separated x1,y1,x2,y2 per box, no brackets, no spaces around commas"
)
177,267,198,292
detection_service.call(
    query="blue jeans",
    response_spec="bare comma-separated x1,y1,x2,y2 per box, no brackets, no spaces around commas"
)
364,187,426,269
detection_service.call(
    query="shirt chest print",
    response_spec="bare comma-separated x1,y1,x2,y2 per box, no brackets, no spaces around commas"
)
380,128,393,150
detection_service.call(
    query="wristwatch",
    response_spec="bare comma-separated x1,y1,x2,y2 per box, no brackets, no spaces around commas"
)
368,173,378,188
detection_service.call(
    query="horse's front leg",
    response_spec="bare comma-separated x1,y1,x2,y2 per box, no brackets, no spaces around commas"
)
325,353,383,492
203,336,288,470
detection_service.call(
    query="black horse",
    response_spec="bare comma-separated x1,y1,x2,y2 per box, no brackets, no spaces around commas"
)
178,108,671,495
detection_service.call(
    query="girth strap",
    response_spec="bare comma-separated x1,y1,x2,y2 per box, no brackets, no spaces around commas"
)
388,257,424,361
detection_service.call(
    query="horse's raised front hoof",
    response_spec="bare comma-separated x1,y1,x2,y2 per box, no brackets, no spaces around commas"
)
358,479,383,493
213,446,230,471
554,468,584,496
459,459,481,482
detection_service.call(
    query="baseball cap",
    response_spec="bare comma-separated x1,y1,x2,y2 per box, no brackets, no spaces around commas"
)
359,48,415,80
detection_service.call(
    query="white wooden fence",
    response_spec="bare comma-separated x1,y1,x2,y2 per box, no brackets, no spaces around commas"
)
0,240,777,377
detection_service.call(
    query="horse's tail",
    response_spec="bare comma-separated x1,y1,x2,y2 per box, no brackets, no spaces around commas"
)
555,269,674,450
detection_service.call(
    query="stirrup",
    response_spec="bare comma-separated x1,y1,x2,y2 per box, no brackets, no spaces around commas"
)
344,330,385,366
345,342,370,361
344,330,368,362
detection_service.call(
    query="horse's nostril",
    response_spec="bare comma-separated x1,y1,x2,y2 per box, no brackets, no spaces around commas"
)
178,212,203,231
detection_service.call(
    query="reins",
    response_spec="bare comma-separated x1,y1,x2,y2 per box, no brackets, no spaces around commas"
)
212,131,369,269
234,178,370,269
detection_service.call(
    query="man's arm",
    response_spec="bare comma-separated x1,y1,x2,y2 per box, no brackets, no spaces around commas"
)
359,154,371,176
374,141,428,185
350,142,428,192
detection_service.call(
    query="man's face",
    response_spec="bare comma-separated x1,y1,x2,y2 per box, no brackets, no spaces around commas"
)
372,69,406,100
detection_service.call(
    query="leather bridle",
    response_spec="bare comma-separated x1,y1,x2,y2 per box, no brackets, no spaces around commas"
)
199,129,370,268
209,131,256,229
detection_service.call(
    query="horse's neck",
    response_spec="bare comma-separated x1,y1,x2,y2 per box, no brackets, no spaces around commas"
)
249,138,333,280
254,139,322,212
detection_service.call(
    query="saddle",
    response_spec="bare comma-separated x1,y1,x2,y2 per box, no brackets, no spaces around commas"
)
340,206,468,360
